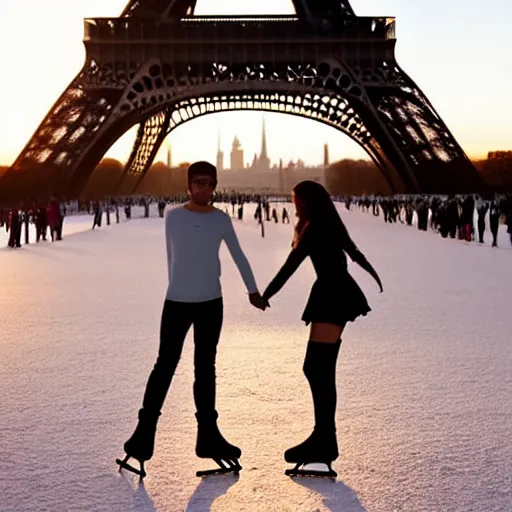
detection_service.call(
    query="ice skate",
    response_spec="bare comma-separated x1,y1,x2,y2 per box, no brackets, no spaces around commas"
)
195,412,242,477
116,409,160,479
284,428,338,478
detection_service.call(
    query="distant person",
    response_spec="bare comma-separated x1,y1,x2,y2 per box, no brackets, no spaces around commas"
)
262,181,382,478
7,206,22,248
57,199,66,240
157,199,166,218
461,195,475,242
124,200,132,220
35,201,48,242
117,162,267,479
475,196,489,244
47,197,61,242
92,202,102,229
489,197,501,247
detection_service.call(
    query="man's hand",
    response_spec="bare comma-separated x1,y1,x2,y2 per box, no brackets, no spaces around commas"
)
249,292,269,311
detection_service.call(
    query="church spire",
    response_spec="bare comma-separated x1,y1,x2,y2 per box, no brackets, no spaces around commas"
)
167,144,172,168
261,117,268,159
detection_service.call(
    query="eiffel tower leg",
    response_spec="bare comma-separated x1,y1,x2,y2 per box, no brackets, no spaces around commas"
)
0,67,126,202
0,59,174,201
116,108,172,195
350,62,483,194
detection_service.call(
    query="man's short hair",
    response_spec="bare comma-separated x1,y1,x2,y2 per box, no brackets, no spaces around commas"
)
188,161,217,184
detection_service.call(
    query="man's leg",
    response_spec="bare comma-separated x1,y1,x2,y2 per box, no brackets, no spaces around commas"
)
141,300,193,415
123,300,192,464
192,298,241,462
192,297,223,418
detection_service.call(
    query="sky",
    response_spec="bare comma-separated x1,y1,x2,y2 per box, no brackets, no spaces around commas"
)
0,0,511,168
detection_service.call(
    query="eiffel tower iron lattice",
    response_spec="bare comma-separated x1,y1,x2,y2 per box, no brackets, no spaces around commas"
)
0,0,484,201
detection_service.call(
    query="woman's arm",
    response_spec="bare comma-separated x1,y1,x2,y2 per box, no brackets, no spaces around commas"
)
262,233,310,302
340,223,383,293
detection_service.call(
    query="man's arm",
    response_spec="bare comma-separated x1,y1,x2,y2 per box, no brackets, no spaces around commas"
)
222,215,259,295
165,211,172,271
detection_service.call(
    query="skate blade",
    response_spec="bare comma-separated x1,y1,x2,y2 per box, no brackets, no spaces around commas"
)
116,456,146,479
285,463,337,478
196,458,241,478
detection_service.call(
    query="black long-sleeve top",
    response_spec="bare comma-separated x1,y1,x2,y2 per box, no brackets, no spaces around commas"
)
262,221,364,301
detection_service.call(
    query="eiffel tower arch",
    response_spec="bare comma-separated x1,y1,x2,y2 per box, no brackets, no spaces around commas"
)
1,0,484,201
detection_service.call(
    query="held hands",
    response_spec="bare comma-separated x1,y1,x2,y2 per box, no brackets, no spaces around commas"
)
249,292,270,311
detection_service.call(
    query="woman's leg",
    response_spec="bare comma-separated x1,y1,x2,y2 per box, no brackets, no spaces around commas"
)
309,322,345,343
285,322,345,465
305,323,345,432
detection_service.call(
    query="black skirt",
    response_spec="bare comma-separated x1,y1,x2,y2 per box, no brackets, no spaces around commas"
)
301,273,371,326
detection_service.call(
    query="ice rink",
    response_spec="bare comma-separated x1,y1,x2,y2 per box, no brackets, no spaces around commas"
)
1,204,511,512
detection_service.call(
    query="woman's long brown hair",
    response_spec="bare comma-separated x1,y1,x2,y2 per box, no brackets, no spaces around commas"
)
292,181,350,249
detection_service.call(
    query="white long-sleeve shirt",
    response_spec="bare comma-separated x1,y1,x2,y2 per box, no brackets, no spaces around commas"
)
164,206,258,302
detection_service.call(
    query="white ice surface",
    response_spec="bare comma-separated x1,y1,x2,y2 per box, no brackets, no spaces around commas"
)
0,204,511,512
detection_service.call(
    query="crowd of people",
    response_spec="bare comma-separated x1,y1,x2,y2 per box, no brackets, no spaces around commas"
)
343,194,512,247
3,191,512,250
0,198,69,248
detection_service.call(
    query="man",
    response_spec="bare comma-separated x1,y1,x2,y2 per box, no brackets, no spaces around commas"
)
117,161,267,479
475,196,489,244
489,195,501,247
7,205,22,248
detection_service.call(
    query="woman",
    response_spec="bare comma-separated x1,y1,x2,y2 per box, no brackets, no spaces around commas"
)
262,181,383,476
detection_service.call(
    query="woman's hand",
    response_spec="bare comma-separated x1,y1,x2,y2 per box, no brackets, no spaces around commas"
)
354,253,383,294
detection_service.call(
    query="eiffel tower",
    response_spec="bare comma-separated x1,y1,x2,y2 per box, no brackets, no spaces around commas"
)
1,0,484,201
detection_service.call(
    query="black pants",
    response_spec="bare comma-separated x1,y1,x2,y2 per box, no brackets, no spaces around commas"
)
92,212,102,229
57,218,64,240
490,216,499,246
142,298,223,420
8,220,22,247
477,217,485,243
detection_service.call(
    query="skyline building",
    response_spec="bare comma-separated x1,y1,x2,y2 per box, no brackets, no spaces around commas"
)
215,119,329,193
218,117,328,172
230,136,244,171
166,144,172,168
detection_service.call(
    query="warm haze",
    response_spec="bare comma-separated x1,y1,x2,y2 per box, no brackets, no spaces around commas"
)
0,0,511,167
